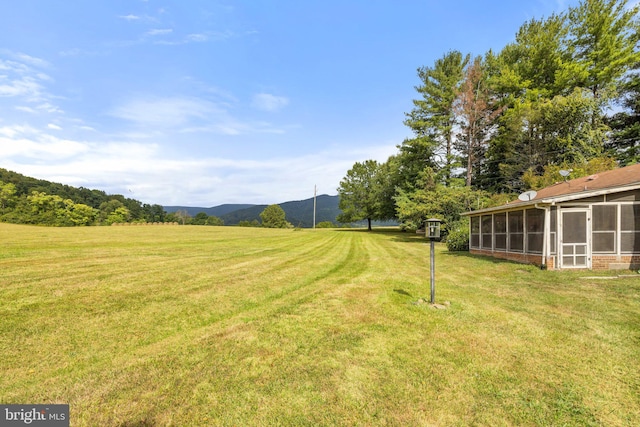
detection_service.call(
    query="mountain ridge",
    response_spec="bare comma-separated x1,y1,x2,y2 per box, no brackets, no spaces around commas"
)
164,194,341,227
163,203,257,218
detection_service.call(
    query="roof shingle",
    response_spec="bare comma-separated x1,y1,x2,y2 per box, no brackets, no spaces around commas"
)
528,162,640,201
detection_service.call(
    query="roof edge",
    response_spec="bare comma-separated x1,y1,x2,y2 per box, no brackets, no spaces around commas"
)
462,182,640,216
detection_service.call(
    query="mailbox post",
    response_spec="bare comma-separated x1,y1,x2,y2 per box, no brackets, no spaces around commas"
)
426,218,441,304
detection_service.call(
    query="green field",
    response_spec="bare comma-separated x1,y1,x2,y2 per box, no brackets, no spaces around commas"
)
1,223,638,426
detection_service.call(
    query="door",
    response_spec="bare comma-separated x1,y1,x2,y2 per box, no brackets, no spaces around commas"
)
560,209,591,269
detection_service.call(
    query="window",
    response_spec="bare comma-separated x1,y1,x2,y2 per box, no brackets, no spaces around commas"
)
508,211,524,252
470,216,480,248
592,205,616,253
494,213,507,251
481,215,492,249
526,209,544,253
563,211,587,244
621,204,640,253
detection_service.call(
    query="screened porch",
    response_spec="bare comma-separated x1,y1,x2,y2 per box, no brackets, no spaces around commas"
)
469,201,640,270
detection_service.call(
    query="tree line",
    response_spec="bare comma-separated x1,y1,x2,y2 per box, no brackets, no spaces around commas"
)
0,168,301,228
168,204,295,228
338,0,639,239
0,169,167,226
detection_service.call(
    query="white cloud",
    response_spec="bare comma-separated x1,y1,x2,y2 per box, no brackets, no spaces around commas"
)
180,120,289,136
0,125,89,160
59,48,99,57
153,31,235,46
182,77,238,103
37,103,64,114
0,53,61,114
119,14,140,21
59,48,83,57
15,106,37,113
109,96,222,127
186,33,209,42
108,95,290,136
154,33,208,45
0,50,50,68
0,59,32,73
0,125,27,138
47,123,62,130
0,74,44,98
146,28,173,36
251,93,289,112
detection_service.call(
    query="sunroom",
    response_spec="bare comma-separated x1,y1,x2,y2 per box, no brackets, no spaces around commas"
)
463,163,640,270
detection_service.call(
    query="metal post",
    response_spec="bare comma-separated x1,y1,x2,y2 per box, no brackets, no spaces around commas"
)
430,239,435,304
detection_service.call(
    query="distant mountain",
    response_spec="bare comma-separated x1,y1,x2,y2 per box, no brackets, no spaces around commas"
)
281,194,341,227
218,204,267,225
163,204,256,217
165,194,342,227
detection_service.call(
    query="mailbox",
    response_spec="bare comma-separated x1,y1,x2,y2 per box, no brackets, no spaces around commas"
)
426,218,441,240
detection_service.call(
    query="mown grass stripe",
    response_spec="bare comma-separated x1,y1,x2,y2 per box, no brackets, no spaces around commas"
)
0,223,638,426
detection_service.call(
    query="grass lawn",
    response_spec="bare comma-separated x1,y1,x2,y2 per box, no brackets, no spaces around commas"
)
0,223,638,426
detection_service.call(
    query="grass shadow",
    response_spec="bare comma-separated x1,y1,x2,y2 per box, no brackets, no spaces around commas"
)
393,289,413,297
333,227,425,243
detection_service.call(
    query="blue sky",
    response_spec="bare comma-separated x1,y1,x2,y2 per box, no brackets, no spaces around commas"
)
0,0,578,206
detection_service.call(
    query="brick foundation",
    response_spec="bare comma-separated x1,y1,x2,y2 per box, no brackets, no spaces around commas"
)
470,249,549,268
469,249,640,271
591,255,640,271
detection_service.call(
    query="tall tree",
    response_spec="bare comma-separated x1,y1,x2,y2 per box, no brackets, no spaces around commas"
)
565,0,640,101
607,68,640,164
0,181,17,215
395,136,440,193
374,156,402,222
483,14,572,192
455,56,501,187
540,87,606,163
404,51,469,184
337,160,385,231
500,14,570,98
560,0,640,163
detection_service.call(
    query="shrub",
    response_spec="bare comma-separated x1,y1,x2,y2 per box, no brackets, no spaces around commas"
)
315,221,336,228
445,221,469,251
